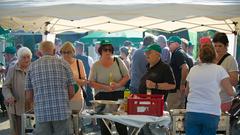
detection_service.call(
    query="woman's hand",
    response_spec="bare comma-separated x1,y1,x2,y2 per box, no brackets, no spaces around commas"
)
104,85,113,92
110,82,121,90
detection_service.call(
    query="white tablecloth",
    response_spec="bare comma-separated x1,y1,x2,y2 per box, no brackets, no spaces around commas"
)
82,112,171,129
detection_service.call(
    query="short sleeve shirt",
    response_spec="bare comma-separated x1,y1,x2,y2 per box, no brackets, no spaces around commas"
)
25,55,75,122
89,57,128,94
170,47,187,90
219,55,239,103
139,60,176,99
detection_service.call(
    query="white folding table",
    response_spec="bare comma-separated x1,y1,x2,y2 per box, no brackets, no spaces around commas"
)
82,111,171,135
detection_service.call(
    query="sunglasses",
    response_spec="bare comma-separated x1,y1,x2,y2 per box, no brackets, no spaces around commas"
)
102,48,113,52
61,51,72,55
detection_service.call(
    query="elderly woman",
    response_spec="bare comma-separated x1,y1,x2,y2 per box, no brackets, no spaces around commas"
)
60,41,88,112
213,32,239,112
2,47,32,135
89,40,129,135
184,45,234,135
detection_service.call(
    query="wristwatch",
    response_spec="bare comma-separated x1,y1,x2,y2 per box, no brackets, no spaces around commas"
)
155,83,158,89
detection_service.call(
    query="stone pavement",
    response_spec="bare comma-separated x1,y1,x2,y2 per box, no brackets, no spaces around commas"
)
0,110,103,135
0,111,10,135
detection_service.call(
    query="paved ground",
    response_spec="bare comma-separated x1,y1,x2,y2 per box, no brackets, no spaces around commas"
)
0,111,10,135
0,110,102,135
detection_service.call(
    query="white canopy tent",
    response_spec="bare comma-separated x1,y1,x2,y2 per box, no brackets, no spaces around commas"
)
0,0,240,56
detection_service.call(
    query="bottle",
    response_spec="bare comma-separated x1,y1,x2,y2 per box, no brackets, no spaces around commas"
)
108,72,113,85
124,89,131,99
124,89,131,112
147,89,151,95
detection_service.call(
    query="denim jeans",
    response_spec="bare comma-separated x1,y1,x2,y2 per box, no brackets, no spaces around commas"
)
184,112,220,135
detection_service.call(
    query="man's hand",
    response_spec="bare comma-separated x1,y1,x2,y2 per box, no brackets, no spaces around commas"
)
146,80,156,89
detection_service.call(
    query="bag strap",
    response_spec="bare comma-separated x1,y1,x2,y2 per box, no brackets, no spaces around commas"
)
76,60,81,79
76,59,87,99
114,57,123,77
217,53,230,65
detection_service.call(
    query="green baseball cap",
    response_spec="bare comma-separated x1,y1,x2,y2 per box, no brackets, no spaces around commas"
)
100,40,112,46
144,43,162,53
168,36,182,44
188,41,193,46
3,46,16,54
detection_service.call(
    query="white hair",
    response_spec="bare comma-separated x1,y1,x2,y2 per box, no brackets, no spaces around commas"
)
17,47,32,60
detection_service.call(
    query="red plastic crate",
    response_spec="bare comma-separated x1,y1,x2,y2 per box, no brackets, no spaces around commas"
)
127,94,164,116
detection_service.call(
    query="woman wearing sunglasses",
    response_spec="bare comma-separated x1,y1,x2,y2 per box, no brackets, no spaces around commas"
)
89,40,129,135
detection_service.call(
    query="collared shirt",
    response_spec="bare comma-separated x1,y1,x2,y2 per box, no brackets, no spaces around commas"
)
139,60,175,100
25,55,75,123
170,47,187,91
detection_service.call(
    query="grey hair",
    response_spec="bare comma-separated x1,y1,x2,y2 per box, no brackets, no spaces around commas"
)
17,47,32,60
156,35,167,47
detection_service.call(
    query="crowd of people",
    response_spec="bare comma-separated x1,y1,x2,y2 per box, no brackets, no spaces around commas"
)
0,32,239,135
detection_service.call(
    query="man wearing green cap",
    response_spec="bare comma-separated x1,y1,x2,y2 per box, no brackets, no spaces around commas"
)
167,36,189,110
139,43,176,99
130,36,155,94
138,43,175,134
2,46,17,74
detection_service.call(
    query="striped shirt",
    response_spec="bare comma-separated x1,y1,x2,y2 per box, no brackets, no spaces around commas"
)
25,55,75,122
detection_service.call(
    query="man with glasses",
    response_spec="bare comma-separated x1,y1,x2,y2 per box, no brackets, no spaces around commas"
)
139,43,176,101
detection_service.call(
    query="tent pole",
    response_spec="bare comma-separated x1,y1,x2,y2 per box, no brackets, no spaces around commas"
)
233,32,238,58
233,21,238,58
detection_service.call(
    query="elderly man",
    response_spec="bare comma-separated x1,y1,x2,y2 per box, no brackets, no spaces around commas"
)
167,36,189,110
138,44,176,135
139,43,176,100
25,41,75,135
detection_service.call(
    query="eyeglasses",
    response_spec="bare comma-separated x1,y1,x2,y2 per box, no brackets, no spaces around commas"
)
102,48,113,52
61,51,72,55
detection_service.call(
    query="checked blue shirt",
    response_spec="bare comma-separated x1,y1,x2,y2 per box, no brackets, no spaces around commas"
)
25,55,75,123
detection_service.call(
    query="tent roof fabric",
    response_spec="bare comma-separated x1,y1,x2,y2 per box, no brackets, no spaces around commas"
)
0,0,240,34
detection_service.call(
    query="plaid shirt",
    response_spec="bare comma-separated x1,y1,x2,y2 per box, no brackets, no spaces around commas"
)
25,55,74,122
